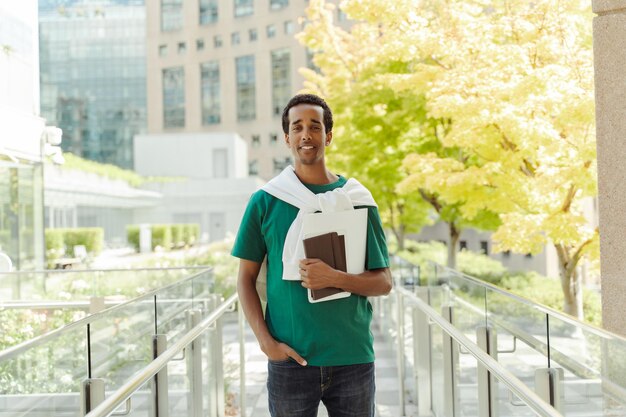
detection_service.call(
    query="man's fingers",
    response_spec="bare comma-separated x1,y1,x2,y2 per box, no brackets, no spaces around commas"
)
287,348,307,366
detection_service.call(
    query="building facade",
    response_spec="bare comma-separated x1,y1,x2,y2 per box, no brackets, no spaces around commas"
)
0,1,46,270
39,0,146,169
146,0,343,179
134,132,264,242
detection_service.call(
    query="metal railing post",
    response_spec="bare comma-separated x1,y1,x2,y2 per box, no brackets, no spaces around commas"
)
215,296,225,417
207,296,218,417
442,304,459,417
186,309,203,417
152,334,169,417
238,300,247,417
413,287,432,416
535,368,563,413
81,378,105,415
396,289,406,416
207,294,225,417
477,325,498,417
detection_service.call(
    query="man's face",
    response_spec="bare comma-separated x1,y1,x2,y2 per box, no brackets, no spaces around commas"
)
284,104,332,166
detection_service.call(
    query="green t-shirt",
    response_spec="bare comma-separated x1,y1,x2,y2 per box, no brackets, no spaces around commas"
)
231,175,389,366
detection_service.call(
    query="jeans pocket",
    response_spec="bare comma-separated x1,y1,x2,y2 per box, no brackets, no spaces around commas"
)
268,357,293,365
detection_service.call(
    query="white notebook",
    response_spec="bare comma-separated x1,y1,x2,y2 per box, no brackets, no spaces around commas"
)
302,208,368,303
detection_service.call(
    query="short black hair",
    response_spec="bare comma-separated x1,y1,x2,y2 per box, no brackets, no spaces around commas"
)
281,93,333,134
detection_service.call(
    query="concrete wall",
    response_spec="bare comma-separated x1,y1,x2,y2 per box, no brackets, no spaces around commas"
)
134,132,248,179
592,0,626,336
411,222,551,276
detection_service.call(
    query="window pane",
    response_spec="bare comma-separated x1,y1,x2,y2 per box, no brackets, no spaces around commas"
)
234,0,254,17
201,61,221,125
270,0,289,10
162,67,185,127
199,0,218,25
271,49,291,116
161,0,182,31
236,55,256,121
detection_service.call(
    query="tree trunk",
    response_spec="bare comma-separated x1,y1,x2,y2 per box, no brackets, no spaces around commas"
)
555,244,583,320
394,225,406,251
447,223,460,269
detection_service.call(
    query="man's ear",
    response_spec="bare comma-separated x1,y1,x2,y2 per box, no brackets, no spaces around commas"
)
325,131,333,146
284,133,290,146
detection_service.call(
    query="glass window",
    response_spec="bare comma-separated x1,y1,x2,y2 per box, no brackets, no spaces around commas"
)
480,240,489,255
196,39,205,51
214,35,223,48
269,133,278,144
251,134,260,147
199,0,218,25
306,48,319,71
236,55,256,121
273,156,292,173
266,24,276,38
161,0,183,32
162,67,185,128
284,20,294,35
159,44,168,57
270,0,289,10
201,61,221,125
249,28,258,42
0,163,44,270
231,32,240,45
178,42,186,54
271,49,291,116
249,159,259,175
234,0,254,17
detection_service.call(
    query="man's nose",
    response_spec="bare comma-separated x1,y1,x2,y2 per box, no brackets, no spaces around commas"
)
302,128,312,140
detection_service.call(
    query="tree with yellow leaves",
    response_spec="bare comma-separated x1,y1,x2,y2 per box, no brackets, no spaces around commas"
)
300,0,597,319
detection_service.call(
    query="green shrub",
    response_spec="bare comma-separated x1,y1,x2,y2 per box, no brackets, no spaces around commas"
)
151,224,172,250
185,224,200,246
395,239,602,326
63,228,103,256
45,228,104,261
45,229,65,258
171,224,185,248
126,225,140,251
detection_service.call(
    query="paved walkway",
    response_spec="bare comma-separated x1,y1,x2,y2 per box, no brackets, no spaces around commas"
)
224,316,418,417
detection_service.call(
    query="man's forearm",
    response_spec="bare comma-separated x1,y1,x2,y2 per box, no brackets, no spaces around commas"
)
333,268,392,297
237,279,274,350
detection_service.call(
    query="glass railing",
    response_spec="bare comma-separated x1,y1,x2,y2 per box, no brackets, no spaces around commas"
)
386,257,626,417
0,267,216,416
0,267,210,349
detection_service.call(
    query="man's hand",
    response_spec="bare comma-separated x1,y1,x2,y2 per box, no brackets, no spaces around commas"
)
299,258,339,290
262,338,307,366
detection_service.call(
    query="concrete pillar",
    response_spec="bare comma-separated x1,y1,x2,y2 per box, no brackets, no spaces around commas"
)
592,0,626,336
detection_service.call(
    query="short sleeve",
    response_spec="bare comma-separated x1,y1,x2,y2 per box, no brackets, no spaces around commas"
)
231,191,267,263
364,206,390,270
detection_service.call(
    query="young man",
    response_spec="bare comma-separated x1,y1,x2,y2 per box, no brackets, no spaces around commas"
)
232,94,392,416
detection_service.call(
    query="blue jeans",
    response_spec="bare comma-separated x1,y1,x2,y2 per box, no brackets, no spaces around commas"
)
267,359,375,417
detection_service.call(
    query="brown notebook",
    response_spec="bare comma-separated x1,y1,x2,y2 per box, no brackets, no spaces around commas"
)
303,232,347,301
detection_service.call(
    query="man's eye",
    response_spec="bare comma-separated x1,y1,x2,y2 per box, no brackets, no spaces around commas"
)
311,126,320,131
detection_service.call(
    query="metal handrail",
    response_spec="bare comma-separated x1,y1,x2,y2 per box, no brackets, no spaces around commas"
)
0,266,211,275
397,286,563,417
0,297,212,310
85,293,238,417
0,267,213,362
431,262,626,343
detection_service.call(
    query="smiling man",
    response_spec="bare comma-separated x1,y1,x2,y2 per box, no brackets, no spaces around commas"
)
232,94,392,417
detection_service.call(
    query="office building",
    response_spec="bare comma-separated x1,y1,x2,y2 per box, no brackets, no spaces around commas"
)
146,0,345,179
39,0,146,169
0,0,46,270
